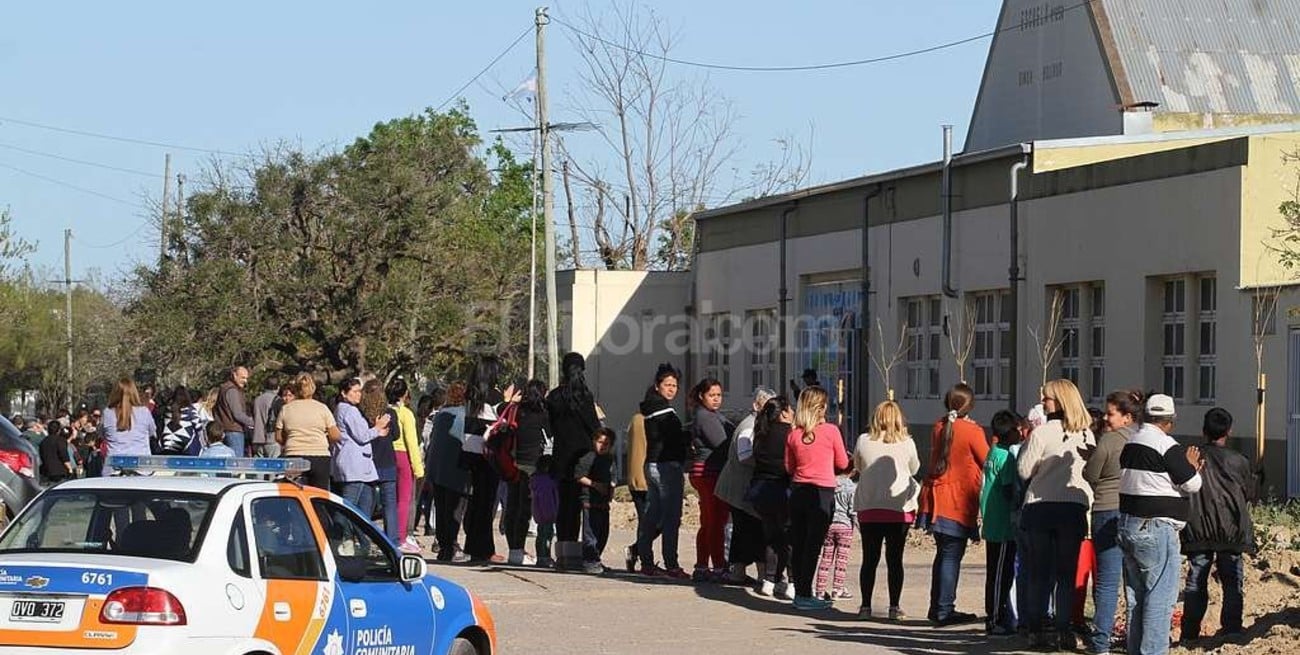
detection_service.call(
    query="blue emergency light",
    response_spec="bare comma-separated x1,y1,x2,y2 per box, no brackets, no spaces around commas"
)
107,455,311,475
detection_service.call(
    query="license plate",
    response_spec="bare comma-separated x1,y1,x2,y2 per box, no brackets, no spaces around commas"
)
9,600,65,623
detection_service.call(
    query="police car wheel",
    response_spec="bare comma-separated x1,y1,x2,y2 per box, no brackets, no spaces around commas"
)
449,637,478,655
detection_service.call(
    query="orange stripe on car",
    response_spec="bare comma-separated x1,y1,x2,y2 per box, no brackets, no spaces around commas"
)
0,599,137,649
471,593,497,655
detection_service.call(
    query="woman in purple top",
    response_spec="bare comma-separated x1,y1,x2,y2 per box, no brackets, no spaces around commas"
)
102,377,157,476
333,378,390,517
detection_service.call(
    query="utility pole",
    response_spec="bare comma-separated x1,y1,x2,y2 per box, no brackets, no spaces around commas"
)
537,6,559,387
528,130,540,380
159,154,172,264
63,229,74,413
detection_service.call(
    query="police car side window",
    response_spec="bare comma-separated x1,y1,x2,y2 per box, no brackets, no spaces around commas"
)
311,500,398,582
227,508,250,578
250,497,326,581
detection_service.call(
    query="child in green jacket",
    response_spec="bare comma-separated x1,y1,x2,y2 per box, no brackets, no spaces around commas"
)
982,410,1023,635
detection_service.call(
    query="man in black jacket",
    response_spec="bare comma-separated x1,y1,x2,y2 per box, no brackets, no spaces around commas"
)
1180,408,1256,642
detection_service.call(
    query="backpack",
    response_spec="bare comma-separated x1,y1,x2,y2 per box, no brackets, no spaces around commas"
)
484,402,521,483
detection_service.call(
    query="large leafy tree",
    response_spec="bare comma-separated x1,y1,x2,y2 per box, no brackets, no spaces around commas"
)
128,107,534,385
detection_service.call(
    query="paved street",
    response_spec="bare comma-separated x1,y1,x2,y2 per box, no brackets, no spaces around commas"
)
428,525,1018,655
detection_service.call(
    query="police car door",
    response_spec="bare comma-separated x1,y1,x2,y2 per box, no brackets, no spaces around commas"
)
245,493,340,655
311,498,434,655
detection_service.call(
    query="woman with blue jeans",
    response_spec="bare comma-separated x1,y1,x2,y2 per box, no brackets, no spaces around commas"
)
333,379,390,518
636,363,690,579
1083,389,1142,654
360,379,401,541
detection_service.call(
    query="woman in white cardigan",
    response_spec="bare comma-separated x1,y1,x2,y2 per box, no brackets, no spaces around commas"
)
853,400,921,620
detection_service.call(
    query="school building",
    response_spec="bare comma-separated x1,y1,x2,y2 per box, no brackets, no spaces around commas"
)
561,1,1300,494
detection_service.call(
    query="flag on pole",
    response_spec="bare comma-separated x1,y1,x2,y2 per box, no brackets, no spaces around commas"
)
505,71,538,102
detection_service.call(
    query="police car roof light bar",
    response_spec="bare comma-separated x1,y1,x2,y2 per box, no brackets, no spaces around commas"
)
107,455,311,475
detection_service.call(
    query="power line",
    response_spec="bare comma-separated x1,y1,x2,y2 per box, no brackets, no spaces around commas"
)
0,115,244,157
0,161,139,207
0,141,162,178
434,26,533,112
552,0,1096,72
77,219,154,250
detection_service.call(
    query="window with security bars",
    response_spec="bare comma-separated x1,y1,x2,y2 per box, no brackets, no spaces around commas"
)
1197,276,1216,403
1050,283,1105,400
902,296,941,399
1089,285,1105,402
703,313,734,390
746,309,777,393
971,290,1011,400
1161,278,1187,400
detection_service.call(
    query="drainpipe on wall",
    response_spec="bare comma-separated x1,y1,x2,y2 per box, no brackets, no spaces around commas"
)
778,203,798,392
859,186,882,436
1008,147,1031,411
941,125,958,299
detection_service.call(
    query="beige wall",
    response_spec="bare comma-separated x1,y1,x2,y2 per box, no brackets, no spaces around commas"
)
558,270,692,433
1241,134,1300,287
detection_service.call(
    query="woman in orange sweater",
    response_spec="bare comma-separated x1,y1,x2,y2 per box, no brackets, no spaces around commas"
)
917,383,988,626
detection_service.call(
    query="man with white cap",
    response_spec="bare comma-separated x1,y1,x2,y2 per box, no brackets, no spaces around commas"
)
1116,393,1203,655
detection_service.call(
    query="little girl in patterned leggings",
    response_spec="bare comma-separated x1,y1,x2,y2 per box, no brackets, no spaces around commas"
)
816,474,857,600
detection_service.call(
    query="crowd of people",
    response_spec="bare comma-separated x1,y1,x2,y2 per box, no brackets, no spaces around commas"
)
14,356,1260,655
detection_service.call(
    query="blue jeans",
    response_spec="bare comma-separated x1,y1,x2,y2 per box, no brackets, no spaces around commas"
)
929,533,968,621
224,431,246,458
1019,503,1087,633
1091,510,1123,652
1119,515,1182,655
341,481,376,520
376,479,399,543
639,462,684,570
1182,551,1244,638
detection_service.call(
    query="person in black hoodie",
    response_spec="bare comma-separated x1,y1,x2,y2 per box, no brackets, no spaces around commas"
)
635,363,691,579
748,395,794,596
505,379,552,566
1180,408,1256,642
463,355,507,564
546,352,602,571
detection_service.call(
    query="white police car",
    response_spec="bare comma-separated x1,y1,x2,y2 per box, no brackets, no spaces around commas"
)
0,456,495,655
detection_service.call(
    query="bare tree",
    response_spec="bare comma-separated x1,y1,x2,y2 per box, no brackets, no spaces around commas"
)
1027,289,1067,392
944,297,977,384
870,317,909,401
560,4,811,270
1251,285,1282,462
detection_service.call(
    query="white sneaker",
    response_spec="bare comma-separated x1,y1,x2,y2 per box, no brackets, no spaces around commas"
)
757,580,776,597
400,537,422,554
507,549,537,566
775,582,795,600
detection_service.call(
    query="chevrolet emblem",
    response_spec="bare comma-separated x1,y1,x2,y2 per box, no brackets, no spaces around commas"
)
24,575,50,590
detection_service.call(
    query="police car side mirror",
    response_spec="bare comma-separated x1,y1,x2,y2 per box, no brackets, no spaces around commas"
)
399,554,426,582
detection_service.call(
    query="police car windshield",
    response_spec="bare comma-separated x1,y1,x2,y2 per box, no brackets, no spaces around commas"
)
0,489,215,562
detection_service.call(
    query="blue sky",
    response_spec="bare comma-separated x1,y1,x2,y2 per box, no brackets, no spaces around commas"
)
0,0,1000,280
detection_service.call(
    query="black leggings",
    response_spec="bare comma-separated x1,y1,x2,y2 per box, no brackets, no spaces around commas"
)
750,479,791,584
462,453,499,560
432,484,465,559
296,455,332,491
788,484,834,598
556,479,582,543
859,521,909,608
505,472,533,551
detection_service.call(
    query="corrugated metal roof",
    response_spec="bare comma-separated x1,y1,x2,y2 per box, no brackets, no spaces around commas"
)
1101,0,1300,114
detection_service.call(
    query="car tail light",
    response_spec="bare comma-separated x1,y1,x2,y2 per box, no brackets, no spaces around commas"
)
0,450,33,478
99,587,187,625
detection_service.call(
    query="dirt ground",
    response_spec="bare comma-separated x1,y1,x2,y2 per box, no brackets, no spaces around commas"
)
424,500,1300,654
